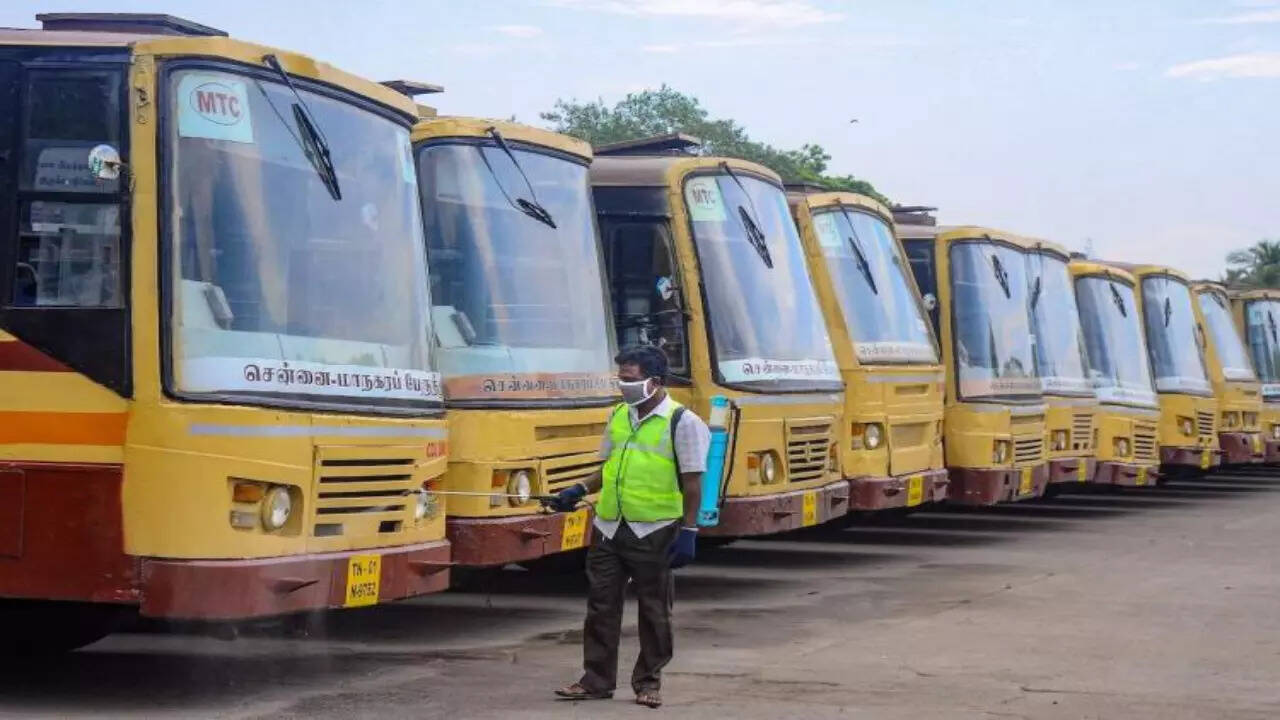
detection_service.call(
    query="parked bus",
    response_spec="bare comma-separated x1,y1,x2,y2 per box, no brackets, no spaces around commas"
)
899,223,1049,504
1026,241,1097,487
409,111,615,566
788,189,948,511
1118,264,1220,474
1069,261,1161,484
591,135,847,536
1191,282,1263,465
0,13,449,653
1230,289,1280,463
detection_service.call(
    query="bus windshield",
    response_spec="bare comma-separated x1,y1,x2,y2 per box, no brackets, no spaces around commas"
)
810,206,937,365
685,172,840,391
1197,290,1256,382
948,241,1041,399
166,69,440,409
1075,276,1157,407
1027,252,1090,395
418,142,614,402
1141,276,1211,395
1244,299,1280,399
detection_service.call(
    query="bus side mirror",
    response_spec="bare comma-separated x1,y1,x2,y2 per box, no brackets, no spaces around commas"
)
922,293,938,311
88,144,122,181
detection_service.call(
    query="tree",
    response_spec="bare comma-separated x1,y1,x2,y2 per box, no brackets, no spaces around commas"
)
1223,239,1280,289
540,86,890,205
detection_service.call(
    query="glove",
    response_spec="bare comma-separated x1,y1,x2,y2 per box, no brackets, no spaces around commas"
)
541,482,586,512
667,526,697,569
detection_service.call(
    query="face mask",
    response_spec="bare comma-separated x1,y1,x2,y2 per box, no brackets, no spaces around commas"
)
618,378,657,406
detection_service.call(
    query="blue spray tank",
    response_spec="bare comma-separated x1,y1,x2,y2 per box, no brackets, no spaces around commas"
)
698,395,732,527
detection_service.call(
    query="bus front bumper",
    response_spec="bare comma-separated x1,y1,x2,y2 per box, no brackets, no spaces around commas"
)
702,480,849,537
848,469,949,510
139,539,451,621
1093,461,1158,486
1047,456,1097,485
447,510,593,567
1218,432,1264,465
1266,439,1280,464
1160,446,1220,471
946,464,1048,506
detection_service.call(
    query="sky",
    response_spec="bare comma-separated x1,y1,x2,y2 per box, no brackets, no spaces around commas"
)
5,0,1277,278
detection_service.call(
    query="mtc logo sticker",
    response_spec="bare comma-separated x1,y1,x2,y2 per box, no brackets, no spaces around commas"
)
177,73,255,144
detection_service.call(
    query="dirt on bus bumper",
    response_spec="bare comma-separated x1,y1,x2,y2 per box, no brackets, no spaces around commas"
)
1093,461,1158,486
945,464,1049,506
848,469,949,510
1161,446,1220,471
447,510,593,567
1218,432,1264,465
1047,456,1097,485
702,480,849,537
138,539,451,621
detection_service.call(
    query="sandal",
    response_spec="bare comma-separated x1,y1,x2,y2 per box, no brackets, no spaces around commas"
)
554,682,613,700
635,689,663,708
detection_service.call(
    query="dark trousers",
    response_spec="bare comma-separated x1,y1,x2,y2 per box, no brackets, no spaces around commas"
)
579,521,678,694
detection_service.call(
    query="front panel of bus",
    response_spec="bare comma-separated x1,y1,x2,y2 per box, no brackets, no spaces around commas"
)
1236,295,1280,461
1194,286,1262,464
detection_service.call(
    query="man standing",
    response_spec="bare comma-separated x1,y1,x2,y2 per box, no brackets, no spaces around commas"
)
547,345,709,709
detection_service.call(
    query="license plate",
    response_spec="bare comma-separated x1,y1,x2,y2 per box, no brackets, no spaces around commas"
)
801,490,817,527
1200,450,1211,470
344,554,381,608
560,508,589,551
906,475,924,507
1077,462,1088,482
1252,435,1263,454
1018,467,1033,496
1136,466,1148,486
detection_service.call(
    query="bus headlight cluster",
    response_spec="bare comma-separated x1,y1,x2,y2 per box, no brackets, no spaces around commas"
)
415,485,440,520
992,440,1011,464
1244,412,1258,429
1178,416,1195,436
1052,430,1068,451
507,470,533,507
261,486,293,531
863,423,884,450
749,452,779,484
1114,437,1131,458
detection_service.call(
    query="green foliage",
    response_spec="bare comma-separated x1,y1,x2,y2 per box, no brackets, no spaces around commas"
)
1223,240,1280,289
540,85,890,206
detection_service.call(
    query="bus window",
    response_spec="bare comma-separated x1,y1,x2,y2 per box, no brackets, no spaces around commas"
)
603,220,689,378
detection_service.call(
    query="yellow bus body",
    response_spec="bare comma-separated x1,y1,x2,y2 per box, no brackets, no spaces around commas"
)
789,191,947,510
592,154,845,536
899,225,1048,504
1069,262,1161,485
1191,282,1263,465
1229,288,1280,463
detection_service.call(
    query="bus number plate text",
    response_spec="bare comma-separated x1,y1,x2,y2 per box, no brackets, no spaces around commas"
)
1018,468,1033,496
906,475,924,507
344,554,381,608
801,491,817,527
561,508,589,551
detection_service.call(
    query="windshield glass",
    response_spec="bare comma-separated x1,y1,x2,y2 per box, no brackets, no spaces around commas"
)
1075,276,1158,407
1197,290,1255,382
167,69,439,408
948,241,1040,399
1141,275,1211,395
418,142,614,401
685,172,839,391
1027,252,1090,395
810,207,937,364
1244,299,1280,399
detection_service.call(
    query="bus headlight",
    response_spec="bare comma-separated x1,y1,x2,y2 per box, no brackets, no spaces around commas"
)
1178,416,1194,436
1272,424,1280,440
507,470,533,507
761,452,778,484
992,440,1011,464
863,423,884,450
1052,430,1068,451
415,485,439,520
261,486,292,531
1244,412,1258,429
1114,437,1130,458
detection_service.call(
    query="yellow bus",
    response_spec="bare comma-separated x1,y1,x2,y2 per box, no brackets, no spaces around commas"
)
1069,262,1161,485
788,190,947,511
1119,265,1220,474
591,135,847,536
0,13,449,653
1026,242,1097,487
900,224,1049,504
410,114,615,566
1192,282,1263,465
1230,289,1280,463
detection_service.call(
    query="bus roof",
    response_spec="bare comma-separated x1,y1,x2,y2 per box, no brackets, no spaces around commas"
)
1021,235,1071,260
897,224,1037,250
786,190,891,223
1228,288,1280,302
1191,280,1229,296
1103,261,1193,284
589,154,782,189
411,116,592,161
1069,259,1137,286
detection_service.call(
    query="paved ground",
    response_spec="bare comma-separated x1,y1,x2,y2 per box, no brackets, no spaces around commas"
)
4,470,1280,719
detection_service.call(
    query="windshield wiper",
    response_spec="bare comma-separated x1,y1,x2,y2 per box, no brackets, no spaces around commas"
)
261,54,341,201
1163,296,1173,328
1030,275,1042,310
484,127,556,229
720,162,773,269
990,253,1011,298
1109,282,1127,317
836,206,877,294
1269,310,1278,344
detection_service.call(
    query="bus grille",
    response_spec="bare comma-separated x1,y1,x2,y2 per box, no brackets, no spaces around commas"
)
545,453,603,494
1197,411,1215,440
312,447,423,538
1133,421,1158,462
1014,436,1043,464
787,421,832,484
1072,412,1093,450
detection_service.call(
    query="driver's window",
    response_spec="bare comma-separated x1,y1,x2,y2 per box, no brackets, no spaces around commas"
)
602,220,689,378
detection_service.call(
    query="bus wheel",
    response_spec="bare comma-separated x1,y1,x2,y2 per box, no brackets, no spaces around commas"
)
0,600,128,658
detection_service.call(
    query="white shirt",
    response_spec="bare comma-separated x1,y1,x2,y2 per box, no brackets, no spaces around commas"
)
593,395,711,540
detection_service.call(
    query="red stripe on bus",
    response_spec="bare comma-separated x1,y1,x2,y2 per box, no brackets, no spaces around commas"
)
0,340,72,373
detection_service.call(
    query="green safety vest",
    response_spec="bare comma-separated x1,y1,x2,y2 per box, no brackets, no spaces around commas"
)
598,401,685,522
